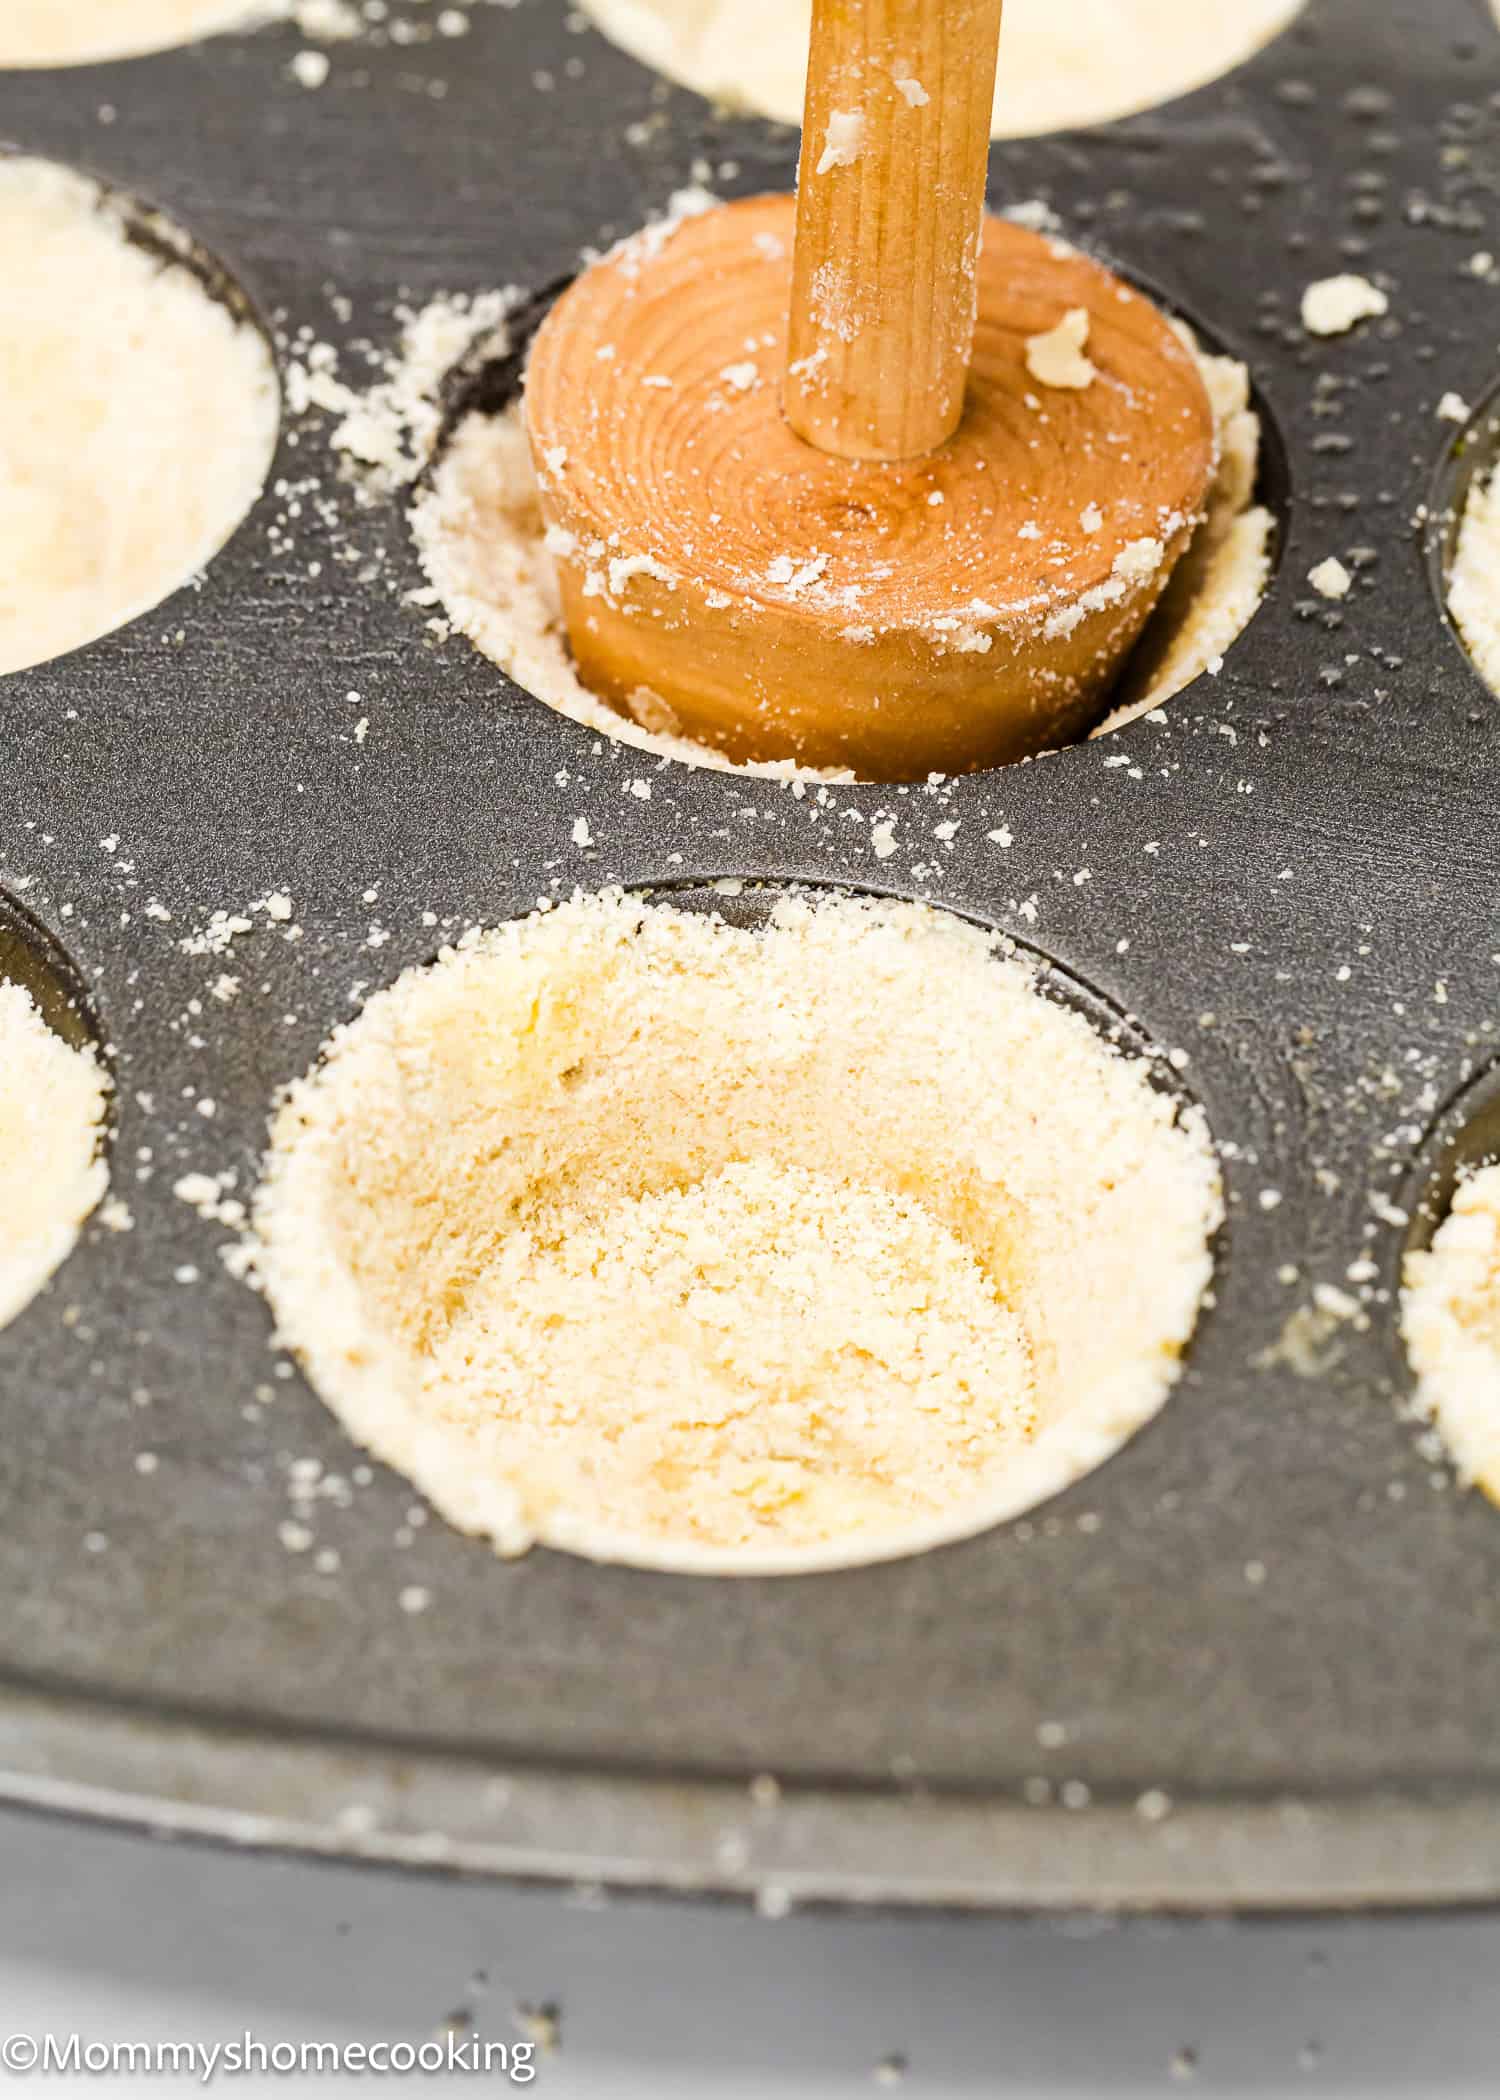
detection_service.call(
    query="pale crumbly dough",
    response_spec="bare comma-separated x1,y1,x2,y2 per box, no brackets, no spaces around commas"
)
0,158,279,677
581,0,1304,136
410,400,829,776
1300,274,1389,338
1402,1165,1500,1504
254,889,1222,1576
414,327,1270,770
1309,557,1351,601
0,0,260,65
1025,308,1096,391
1095,334,1273,733
1448,463,1500,697
0,983,108,1333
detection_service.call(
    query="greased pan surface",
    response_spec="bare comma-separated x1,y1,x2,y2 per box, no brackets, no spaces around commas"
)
3,0,1500,1910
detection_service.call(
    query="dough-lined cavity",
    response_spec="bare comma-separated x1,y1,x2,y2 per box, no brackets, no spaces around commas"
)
1403,1164,1500,1505
0,0,258,67
0,158,279,677
580,0,1305,137
1449,460,1500,698
0,981,108,1334
254,889,1223,1575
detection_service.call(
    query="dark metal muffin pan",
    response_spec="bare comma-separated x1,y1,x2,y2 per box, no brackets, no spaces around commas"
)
5,0,1500,1913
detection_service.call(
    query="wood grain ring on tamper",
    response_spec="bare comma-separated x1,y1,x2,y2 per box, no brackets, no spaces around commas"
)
524,195,1216,781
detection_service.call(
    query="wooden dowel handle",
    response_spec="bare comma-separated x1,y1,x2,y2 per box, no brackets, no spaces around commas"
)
785,0,1005,462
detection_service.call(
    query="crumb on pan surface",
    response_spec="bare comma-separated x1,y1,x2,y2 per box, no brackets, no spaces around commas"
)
0,982,109,1333
253,888,1222,1575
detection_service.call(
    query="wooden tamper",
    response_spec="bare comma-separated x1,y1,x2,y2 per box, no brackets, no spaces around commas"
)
525,0,1216,780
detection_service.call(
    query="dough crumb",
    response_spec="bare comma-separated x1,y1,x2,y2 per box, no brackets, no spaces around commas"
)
816,109,867,174
1309,557,1352,600
1301,273,1388,337
1025,308,1097,390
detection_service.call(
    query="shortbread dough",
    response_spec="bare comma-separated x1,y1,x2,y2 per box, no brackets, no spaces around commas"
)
0,158,278,677
1096,330,1273,733
1402,1165,1500,1504
581,0,1304,136
1449,462,1500,698
255,889,1222,1575
0,0,258,65
0,982,108,1333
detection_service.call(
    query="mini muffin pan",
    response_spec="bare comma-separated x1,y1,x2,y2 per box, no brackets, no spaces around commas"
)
5,0,1500,1913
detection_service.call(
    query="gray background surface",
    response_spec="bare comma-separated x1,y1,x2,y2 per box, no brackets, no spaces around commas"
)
1,1807,1495,2095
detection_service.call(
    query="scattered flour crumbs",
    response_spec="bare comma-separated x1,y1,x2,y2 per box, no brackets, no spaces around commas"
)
0,157,279,677
579,0,1305,137
402,271,1271,772
0,984,108,1333
1403,1167,1500,1505
1448,462,1500,697
252,890,1222,1576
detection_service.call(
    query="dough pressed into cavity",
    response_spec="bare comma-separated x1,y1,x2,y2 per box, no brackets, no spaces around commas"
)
580,0,1304,136
1449,462,1500,698
1095,331,1274,733
254,889,1223,1575
0,982,108,1333
0,0,258,67
0,158,278,677
1402,1165,1500,1504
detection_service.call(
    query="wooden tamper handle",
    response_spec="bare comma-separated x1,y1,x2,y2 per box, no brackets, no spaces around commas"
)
785,0,1006,461
522,1,1218,779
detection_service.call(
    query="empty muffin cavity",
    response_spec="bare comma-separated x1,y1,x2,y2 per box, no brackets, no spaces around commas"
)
253,886,1223,1575
0,156,278,677
0,901,109,1335
579,0,1306,138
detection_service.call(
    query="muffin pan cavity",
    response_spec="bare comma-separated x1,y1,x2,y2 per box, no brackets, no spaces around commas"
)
0,894,109,1337
0,154,279,676
252,880,1221,1576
